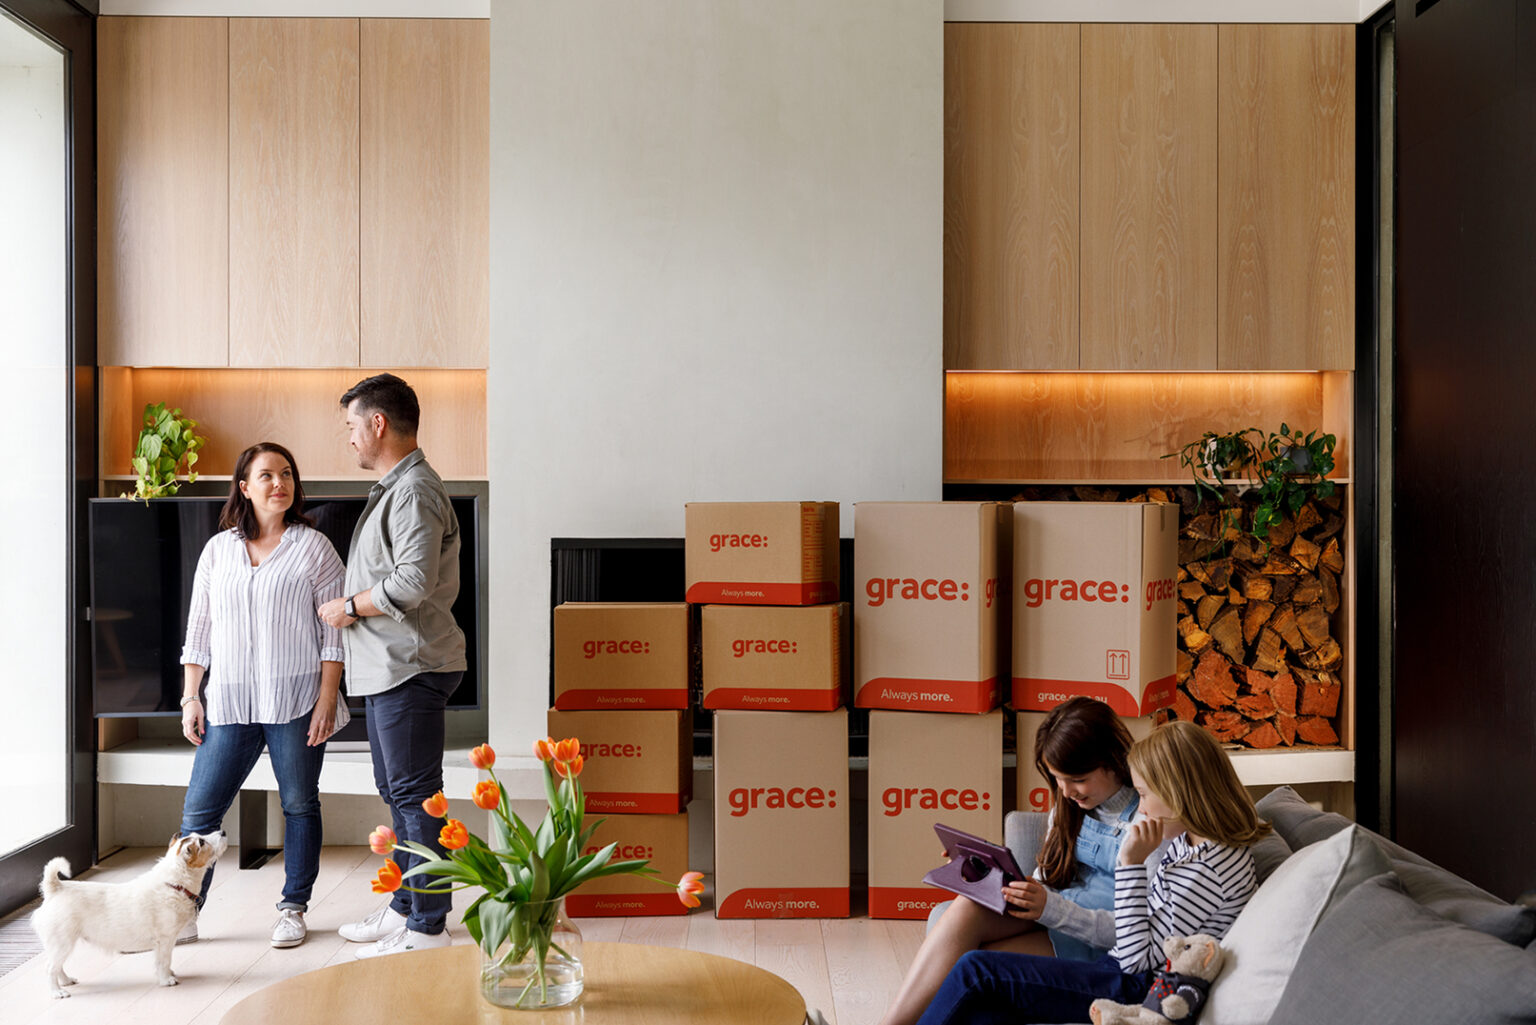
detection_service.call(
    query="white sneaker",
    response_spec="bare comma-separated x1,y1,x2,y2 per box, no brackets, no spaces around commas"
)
121,918,196,953
353,925,450,960
270,909,306,948
338,905,407,943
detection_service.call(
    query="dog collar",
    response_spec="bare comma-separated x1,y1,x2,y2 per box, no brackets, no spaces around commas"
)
166,883,200,903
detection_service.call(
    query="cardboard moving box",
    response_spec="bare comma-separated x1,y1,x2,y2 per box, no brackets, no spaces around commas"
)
867,709,1003,919
1012,502,1179,716
713,709,849,918
854,502,1008,713
553,602,690,710
685,502,839,605
546,708,692,814
565,812,690,917
701,603,847,711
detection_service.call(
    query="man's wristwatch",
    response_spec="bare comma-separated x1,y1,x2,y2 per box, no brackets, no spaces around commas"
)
344,595,357,618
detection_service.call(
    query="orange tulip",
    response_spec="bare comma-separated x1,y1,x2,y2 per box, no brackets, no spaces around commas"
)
371,860,402,894
469,743,496,770
472,780,501,811
439,819,470,850
676,870,705,909
533,737,556,762
368,825,397,855
554,753,584,779
422,791,450,818
553,737,580,764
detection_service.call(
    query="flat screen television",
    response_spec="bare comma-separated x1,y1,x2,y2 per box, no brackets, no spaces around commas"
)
88,495,481,718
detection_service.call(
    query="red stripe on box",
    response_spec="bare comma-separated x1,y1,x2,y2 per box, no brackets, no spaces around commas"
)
1011,677,1176,717
854,677,999,714
564,892,686,918
684,581,838,605
703,687,841,712
868,887,947,920
581,792,686,814
553,688,689,711
716,887,850,919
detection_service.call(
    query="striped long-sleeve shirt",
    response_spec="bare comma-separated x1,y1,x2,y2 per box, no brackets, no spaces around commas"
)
181,523,346,726
1108,833,1256,973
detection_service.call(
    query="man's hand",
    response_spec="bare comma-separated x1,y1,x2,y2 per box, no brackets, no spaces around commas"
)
318,597,356,630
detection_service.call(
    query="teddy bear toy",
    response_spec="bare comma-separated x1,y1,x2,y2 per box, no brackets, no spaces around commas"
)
1089,934,1225,1025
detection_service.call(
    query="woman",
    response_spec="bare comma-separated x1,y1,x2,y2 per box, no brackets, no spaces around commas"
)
176,442,347,949
880,697,1142,1025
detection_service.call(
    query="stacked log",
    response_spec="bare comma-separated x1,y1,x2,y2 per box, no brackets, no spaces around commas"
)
1157,488,1346,748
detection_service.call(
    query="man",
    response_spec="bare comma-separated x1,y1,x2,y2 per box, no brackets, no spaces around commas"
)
319,373,466,959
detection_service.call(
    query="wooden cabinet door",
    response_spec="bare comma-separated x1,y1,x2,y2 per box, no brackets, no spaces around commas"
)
944,23,1079,370
1080,24,1217,370
98,17,228,367
361,19,489,369
229,19,360,368
1219,24,1355,370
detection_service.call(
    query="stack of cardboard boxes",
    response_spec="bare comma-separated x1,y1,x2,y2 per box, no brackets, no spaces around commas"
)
548,602,692,916
688,502,851,919
853,502,1011,920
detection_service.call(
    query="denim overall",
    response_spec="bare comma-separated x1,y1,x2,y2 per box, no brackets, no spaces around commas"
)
1048,794,1140,961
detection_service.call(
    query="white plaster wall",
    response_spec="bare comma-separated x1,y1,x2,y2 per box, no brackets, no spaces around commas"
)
488,0,943,752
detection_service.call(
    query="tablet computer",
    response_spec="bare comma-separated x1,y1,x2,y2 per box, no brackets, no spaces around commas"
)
920,823,1028,916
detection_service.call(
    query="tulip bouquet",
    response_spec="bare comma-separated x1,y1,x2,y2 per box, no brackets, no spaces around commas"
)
367,737,704,1009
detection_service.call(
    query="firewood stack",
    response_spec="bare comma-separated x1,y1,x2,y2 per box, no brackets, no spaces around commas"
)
1157,489,1347,748
1002,484,1348,749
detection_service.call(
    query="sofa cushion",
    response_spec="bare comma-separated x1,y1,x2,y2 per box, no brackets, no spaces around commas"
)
1255,786,1536,946
1248,826,1292,885
1267,874,1536,1025
1205,824,1388,1025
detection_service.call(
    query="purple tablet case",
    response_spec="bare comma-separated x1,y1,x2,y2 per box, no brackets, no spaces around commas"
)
921,823,1026,916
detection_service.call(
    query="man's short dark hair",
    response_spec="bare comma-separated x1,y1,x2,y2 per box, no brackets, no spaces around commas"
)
341,373,420,436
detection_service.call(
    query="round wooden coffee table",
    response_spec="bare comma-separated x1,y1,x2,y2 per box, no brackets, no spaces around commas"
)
220,942,807,1024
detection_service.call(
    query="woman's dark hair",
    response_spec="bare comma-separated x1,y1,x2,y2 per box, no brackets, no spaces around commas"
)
340,372,420,436
1034,696,1134,889
220,442,314,539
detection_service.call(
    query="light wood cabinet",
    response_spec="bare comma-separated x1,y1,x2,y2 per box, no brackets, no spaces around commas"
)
361,19,489,368
944,22,1354,372
944,23,1079,371
1219,24,1355,370
98,17,229,367
98,17,488,371
229,18,360,367
1080,24,1217,370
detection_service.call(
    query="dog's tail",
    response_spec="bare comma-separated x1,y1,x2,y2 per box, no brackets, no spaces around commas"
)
40,857,72,898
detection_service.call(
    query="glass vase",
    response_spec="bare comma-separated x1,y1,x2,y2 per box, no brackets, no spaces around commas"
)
479,897,584,1010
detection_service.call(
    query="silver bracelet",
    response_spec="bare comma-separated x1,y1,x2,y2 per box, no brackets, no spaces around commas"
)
179,695,201,708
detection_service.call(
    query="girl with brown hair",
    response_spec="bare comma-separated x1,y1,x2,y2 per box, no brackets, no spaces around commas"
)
879,697,1145,1025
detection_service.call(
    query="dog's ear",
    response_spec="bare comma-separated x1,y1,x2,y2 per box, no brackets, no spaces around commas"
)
169,833,188,857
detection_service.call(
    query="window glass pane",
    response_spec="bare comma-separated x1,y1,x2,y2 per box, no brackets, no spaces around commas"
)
0,11,68,857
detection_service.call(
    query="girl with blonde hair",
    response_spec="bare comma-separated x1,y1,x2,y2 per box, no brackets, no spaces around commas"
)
913,720,1270,1025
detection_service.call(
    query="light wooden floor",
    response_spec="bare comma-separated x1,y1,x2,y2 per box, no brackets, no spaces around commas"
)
0,846,926,1025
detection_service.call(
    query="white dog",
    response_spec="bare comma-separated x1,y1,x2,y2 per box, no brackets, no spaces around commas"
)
33,831,227,998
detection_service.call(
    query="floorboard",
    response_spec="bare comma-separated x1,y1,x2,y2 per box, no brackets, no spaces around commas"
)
0,847,927,1025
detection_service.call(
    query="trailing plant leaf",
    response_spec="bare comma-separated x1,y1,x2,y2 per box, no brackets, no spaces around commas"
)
122,402,208,502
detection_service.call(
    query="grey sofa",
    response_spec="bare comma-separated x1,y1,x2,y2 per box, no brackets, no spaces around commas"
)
964,786,1536,1024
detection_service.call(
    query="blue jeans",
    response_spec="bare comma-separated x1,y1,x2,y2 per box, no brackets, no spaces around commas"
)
180,712,326,911
914,951,1153,1025
366,671,461,935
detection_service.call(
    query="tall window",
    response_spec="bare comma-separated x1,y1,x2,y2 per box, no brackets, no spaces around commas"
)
0,8,67,859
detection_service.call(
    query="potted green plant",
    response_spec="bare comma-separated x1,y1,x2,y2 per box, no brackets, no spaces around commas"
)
1167,424,1336,543
1248,424,1337,540
123,402,208,502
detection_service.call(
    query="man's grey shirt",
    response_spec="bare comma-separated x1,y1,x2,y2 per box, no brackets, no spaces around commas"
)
342,448,467,695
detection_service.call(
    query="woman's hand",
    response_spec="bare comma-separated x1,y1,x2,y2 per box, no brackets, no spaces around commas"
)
1119,817,1166,866
1001,878,1047,921
307,699,337,746
181,699,204,747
